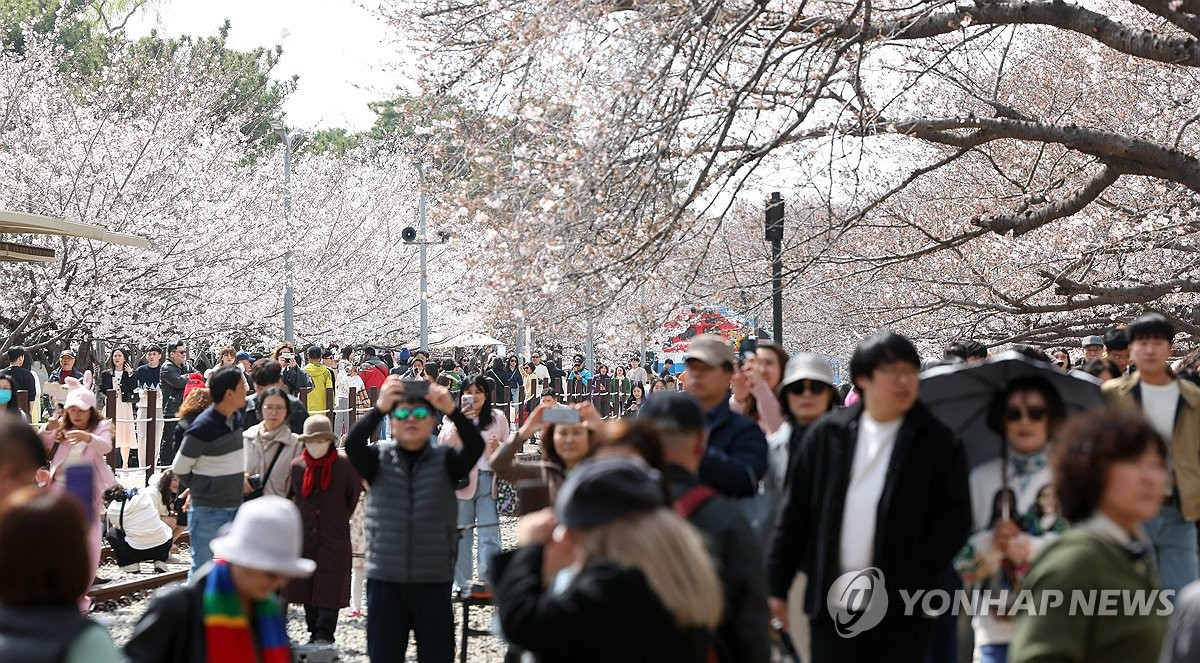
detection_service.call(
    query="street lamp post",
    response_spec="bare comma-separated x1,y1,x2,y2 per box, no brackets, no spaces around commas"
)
274,126,304,344
402,163,448,355
765,192,785,345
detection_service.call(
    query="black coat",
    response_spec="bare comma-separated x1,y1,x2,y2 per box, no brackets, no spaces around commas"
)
767,401,971,617
100,369,138,403
492,545,709,663
668,465,771,663
124,568,210,663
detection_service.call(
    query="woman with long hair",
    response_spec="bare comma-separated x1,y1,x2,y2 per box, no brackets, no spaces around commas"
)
957,377,1067,663
171,388,213,462
730,341,789,437
492,457,722,661
37,374,118,607
439,376,509,597
243,386,302,499
626,383,646,413
590,364,611,418
100,348,138,469
151,469,189,551
608,366,632,416
491,401,600,502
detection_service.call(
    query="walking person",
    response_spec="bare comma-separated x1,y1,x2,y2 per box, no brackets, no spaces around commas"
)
1102,312,1200,595
956,377,1067,663
171,388,212,470
243,387,302,500
343,377,484,663
767,331,971,663
284,416,363,645
3,347,37,416
125,496,315,663
171,366,249,580
439,376,508,598
101,348,139,469
1010,409,1170,662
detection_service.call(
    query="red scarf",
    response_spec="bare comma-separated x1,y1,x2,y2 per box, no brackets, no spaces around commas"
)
301,448,337,497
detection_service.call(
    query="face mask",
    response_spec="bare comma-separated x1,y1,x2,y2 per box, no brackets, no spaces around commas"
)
0,390,10,405
305,441,332,458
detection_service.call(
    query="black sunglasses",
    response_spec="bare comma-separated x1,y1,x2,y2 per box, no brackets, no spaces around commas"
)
1005,406,1048,422
785,379,829,396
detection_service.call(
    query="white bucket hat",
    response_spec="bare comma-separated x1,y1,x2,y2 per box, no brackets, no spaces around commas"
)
210,496,316,578
777,353,836,397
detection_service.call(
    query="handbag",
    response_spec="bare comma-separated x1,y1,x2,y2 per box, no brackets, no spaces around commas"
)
246,442,286,500
495,479,519,517
105,498,128,549
737,466,777,546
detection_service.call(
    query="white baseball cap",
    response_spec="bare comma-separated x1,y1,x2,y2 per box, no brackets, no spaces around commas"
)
210,496,316,578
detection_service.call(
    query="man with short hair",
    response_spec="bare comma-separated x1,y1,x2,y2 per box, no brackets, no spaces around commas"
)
640,392,770,663
158,340,193,464
1104,326,1131,374
243,360,309,433
529,352,551,383
135,346,163,391
235,351,254,389
1103,312,1200,594
0,413,46,500
1081,335,1105,363
48,349,82,384
303,346,334,415
627,355,648,386
344,377,483,662
659,357,676,380
3,348,36,412
943,339,988,364
682,334,767,498
359,347,391,393
768,331,971,662
567,354,591,402
172,366,248,579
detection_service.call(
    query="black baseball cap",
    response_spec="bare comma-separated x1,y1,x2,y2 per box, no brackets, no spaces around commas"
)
555,457,665,528
637,391,704,432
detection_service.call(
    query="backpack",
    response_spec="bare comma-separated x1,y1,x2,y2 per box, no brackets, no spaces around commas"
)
673,483,718,518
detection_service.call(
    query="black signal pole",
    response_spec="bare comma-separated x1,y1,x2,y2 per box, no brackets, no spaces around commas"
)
765,192,784,345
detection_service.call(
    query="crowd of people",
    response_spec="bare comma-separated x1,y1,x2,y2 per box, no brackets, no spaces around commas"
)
4,314,1200,661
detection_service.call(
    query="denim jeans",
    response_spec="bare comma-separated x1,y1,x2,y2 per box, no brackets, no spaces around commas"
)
455,470,500,592
979,644,1009,663
188,505,238,580
1145,504,1199,596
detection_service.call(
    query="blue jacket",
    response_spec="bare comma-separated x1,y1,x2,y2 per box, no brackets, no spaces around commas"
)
699,401,768,498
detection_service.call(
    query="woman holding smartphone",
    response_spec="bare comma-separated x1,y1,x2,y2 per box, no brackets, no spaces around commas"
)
438,376,508,598
37,375,118,608
273,342,310,396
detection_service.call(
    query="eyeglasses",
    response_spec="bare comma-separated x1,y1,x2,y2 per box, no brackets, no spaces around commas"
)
786,380,829,396
390,406,431,421
262,404,287,412
1005,407,1048,422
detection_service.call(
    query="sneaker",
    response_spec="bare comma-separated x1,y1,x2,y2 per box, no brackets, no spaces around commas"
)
347,609,363,618
120,563,140,573
153,561,169,573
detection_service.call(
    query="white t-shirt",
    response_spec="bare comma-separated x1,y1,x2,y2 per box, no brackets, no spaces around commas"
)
627,367,648,385
840,412,902,575
1141,380,1180,444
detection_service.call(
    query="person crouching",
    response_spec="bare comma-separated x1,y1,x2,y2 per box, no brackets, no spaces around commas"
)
283,415,363,645
103,486,173,574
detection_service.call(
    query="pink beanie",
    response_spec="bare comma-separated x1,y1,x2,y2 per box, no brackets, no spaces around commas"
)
63,373,97,412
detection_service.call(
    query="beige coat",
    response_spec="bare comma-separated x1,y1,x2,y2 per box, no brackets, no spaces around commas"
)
1103,371,1200,520
243,422,302,498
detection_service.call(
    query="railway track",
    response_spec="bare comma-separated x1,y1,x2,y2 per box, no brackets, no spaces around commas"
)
89,570,188,612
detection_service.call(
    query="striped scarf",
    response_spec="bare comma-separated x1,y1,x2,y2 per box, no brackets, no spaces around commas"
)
203,559,291,663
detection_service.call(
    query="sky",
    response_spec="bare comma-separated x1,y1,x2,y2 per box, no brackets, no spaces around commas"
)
126,0,415,132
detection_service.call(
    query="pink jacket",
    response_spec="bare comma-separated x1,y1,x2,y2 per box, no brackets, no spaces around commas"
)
40,419,118,510
438,409,510,500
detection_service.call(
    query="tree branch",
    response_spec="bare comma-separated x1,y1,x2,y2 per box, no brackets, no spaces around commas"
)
975,165,1119,236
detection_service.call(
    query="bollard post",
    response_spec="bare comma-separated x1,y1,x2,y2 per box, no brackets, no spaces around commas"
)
347,386,358,432
325,385,336,423
105,389,118,473
144,391,158,486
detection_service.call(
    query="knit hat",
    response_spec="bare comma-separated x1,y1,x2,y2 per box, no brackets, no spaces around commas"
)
62,373,96,412
210,496,316,578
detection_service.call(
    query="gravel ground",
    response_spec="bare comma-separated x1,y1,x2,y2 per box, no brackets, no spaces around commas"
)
101,516,522,662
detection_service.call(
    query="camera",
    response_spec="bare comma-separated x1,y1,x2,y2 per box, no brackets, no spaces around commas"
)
247,474,264,491
543,406,581,425
402,379,430,399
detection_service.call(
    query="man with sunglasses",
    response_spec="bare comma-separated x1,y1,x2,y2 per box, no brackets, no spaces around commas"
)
1104,312,1200,595
343,376,484,663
